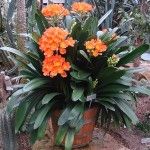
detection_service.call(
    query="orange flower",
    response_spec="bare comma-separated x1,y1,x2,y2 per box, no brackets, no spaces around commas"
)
42,54,71,78
42,4,69,17
71,2,93,13
85,39,107,57
38,27,75,57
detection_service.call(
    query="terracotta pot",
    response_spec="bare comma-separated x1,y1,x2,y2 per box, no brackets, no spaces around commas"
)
51,106,99,148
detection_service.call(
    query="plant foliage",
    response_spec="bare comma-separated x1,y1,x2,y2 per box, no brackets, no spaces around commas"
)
0,1,150,150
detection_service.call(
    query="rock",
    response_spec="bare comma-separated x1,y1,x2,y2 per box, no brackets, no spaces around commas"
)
141,138,150,144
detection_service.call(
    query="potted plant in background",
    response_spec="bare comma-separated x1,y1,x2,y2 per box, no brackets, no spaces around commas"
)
0,2,150,150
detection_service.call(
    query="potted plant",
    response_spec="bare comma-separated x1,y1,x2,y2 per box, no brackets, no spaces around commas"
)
0,2,150,150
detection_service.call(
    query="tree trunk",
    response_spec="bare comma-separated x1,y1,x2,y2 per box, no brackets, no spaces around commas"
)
16,0,26,51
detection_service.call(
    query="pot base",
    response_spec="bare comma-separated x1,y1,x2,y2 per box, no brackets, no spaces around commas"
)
51,106,99,149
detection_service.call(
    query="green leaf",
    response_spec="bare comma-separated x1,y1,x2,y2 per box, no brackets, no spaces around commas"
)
98,9,112,27
122,114,132,128
20,70,37,79
108,36,127,51
15,100,30,133
70,71,90,80
58,107,72,126
34,102,53,129
0,47,26,58
129,86,150,96
65,129,75,150
99,70,126,86
6,89,24,113
79,50,91,63
72,87,84,101
26,0,36,8
16,57,40,76
98,101,115,111
23,78,50,92
36,10,49,28
37,118,48,139
113,99,139,124
115,46,129,54
117,44,150,66
55,124,69,145
25,52,42,73
75,118,84,132
30,130,38,144
68,103,84,120
35,13,45,35
42,93,60,105
99,84,128,93
101,93,135,101
83,16,98,35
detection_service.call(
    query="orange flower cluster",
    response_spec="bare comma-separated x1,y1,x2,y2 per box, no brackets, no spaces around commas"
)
42,55,71,78
71,2,93,13
38,27,75,57
85,39,107,57
42,4,69,17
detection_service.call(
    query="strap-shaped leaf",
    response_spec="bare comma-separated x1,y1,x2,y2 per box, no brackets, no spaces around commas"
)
0,47,26,58
100,93,135,101
72,87,84,101
98,101,115,111
83,16,98,35
15,100,30,133
98,9,112,27
68,103,84,120
42,93,60,105
108,36,127,51
34,102,54,129
35,13,45,35
79,50,91,63
6,89,24,113
58,107,72,126
25,52,42,73
23,78,50,92
99,70,126,86
70,71,90,80
113,99,138,124
20,70,37,79
117,44,149,66
99,84,128,93
36,10,49,28
26,0,36,8
129,86,150,96
37,117,48,139
65,129,75,150
55,124,69,145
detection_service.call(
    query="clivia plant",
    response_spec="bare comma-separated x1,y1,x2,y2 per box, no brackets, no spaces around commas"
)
0,2,150,150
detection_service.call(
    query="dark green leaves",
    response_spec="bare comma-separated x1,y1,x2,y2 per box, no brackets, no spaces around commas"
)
117,44,149,66
98,69,126,86
83,17,98,36
55,124,69,145
26,0,36,8
15,100,30,133
42,93,60,105
34,103,53,129
23,78,50,92
0,47,26,58
35,10,49,35
113,99,139,124
58,107,72,126
65,129,75,150
72,87,84,101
